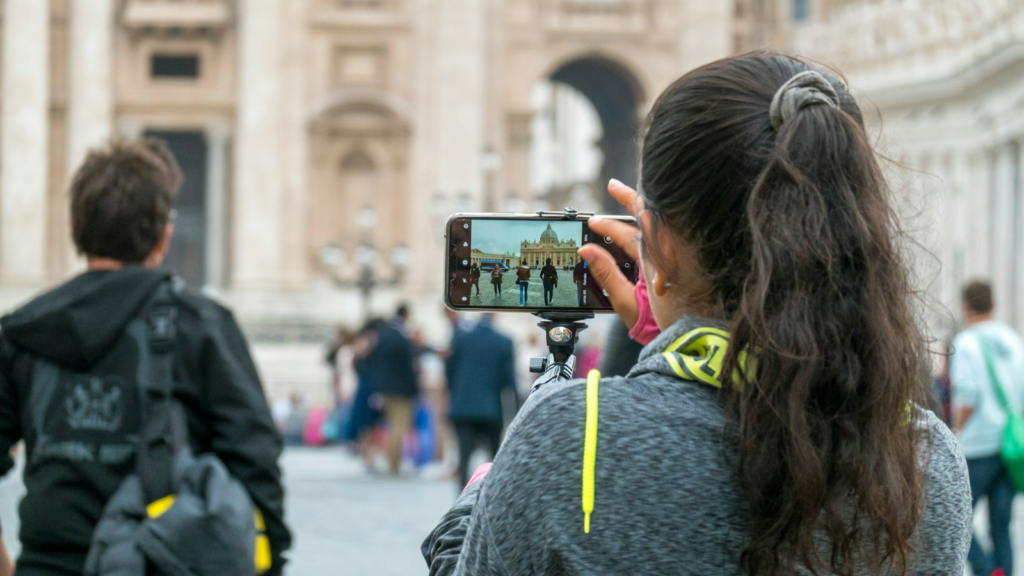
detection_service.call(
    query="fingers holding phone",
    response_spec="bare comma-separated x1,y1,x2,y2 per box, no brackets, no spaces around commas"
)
577,179,644,328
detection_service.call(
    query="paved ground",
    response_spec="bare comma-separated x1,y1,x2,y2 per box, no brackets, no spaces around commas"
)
3,445,1024,575
470,269,583,308
0,447,457,576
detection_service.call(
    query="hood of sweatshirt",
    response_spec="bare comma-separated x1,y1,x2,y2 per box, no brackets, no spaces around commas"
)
0,268,172,371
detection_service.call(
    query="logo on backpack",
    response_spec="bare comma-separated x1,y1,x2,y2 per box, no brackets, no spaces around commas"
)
66,376,125,432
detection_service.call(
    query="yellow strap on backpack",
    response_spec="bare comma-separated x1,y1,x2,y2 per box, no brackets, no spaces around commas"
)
146,496,271,573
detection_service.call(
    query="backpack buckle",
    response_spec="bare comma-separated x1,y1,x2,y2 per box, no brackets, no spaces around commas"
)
148,307,178,352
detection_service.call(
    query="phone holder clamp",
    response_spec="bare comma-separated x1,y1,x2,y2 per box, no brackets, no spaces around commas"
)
529,311,594,390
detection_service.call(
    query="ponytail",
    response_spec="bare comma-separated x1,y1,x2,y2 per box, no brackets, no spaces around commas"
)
640,53,926,575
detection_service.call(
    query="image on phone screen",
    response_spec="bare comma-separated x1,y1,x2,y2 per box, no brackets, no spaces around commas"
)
445,215,638,312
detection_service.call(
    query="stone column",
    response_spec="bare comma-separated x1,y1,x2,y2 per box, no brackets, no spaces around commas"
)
991,143,1016,323
232,0,284,289
67,0,114,177
1,0,50,285
204,123,230,290
1016,141,1024,331
968,150,993,280
280,0,309,290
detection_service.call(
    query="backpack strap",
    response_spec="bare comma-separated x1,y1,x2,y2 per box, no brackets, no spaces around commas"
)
136,280,188,505
978,335,1014,416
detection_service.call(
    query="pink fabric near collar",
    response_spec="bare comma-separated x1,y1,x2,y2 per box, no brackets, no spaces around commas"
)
466,462,493,489
628,266,661,346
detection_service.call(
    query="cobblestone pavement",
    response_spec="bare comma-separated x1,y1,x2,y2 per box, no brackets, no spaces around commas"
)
4,445,1024,575
468,270,585,308
0,447,457,576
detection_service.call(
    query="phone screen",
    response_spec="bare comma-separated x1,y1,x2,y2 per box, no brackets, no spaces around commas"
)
445,214,639,312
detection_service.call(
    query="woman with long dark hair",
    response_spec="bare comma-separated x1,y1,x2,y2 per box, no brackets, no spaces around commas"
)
423,53,971,575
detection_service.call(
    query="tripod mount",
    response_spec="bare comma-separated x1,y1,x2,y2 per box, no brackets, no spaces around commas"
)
529,310,594,389
525,206,598,389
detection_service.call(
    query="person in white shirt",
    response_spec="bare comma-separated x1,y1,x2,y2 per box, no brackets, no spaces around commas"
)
952,280,1024,576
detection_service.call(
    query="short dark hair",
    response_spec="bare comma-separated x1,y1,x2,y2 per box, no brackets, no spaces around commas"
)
962,280,993,315
70,138,182,263
396,303,410,319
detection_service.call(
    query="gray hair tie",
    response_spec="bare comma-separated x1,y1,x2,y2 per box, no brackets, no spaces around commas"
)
769,70,840,129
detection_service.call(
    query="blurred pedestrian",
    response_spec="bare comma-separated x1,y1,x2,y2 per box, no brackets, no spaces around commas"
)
951,280,1024,576
347,318,385,471
445,314,518,487
541,259,558,306
0,523,11,576
364,304,420,475
0,138,290,575
277,393,307,447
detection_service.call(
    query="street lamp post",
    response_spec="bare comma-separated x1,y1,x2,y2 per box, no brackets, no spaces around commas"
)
318,206,409,322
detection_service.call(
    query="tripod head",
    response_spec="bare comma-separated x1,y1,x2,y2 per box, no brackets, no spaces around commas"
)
529,311,594,388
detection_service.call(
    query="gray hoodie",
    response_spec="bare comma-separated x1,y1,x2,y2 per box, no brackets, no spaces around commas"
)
423,317,972,575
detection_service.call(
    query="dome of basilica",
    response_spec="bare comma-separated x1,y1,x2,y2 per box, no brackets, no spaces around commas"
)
539,223,558,244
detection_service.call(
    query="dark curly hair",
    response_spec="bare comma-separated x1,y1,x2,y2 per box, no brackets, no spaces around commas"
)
640,52,927,575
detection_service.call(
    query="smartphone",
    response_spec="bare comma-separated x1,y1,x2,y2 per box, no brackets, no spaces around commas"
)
444,213,639,312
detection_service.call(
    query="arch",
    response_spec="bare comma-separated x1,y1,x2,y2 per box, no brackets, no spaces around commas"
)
545,55,646,212
308,87,414,127
339,148,377,172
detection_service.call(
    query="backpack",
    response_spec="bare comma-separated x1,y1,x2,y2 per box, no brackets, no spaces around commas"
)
81,282,266,576
978,335,1024,492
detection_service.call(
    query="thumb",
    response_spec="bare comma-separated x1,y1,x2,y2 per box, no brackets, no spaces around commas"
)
578,245,639,329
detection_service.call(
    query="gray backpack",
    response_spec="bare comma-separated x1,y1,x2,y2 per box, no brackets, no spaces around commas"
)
84,282,259,576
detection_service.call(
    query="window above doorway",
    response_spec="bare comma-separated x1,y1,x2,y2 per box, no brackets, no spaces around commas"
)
151,54,201,79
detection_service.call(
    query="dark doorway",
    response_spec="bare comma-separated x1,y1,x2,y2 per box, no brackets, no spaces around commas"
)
145,130,208,287
550,57,643,214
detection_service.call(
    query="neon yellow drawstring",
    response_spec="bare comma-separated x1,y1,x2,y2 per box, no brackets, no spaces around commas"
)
582,369,600,533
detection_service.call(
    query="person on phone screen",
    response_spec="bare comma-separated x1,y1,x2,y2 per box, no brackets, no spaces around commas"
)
490,265,504,297
516,263,531,306
423,53,970,575
540,259,558,306
469,263,481,297
572,260,586,306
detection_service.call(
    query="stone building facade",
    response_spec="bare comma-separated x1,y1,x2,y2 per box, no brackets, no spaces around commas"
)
519,223,578,269
0,0,737,345
791,0,1024,339
4,0,1005,398
469,250,519,270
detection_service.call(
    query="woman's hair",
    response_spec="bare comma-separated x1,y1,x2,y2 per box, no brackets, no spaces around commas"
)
640,52,926,575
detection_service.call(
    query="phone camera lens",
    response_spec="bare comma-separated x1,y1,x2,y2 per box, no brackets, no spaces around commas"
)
624,262,630,268
463,223,469,229
463,242,468,247
604,236,613,244
461,296,468,301
462,260,468,265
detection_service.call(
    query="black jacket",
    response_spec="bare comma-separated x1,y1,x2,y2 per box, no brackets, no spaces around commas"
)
0,268,290,575
365,319,419,398
446,322,516,423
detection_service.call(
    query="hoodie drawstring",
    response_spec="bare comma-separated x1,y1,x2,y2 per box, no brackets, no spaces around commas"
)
582,369,600,533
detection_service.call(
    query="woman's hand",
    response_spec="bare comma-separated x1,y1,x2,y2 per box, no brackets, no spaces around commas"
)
578,179,643,329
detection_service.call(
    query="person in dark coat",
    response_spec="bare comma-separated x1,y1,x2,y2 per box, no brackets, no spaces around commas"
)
445,314,518,487
364,305,420,475
573,260,586,306
540,259,558,306
469,263,481,296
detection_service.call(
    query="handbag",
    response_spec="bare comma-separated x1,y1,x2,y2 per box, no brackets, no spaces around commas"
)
978,336,1024,492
